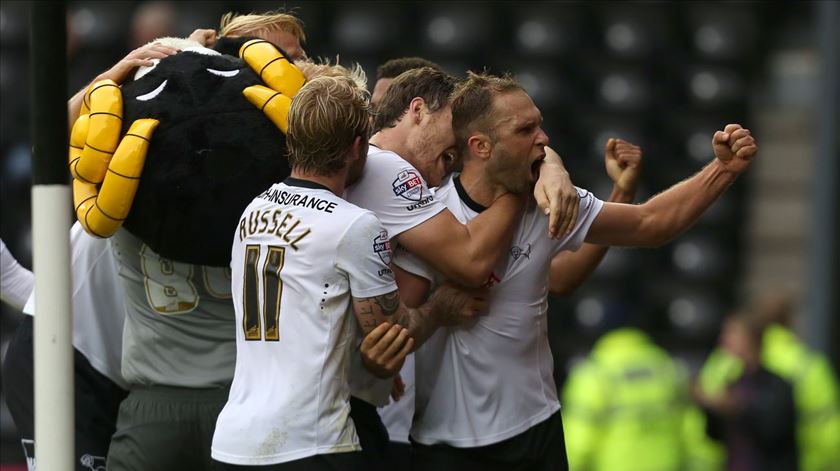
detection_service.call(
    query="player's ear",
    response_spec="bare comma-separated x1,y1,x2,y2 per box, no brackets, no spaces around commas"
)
467,133,492,161
408,97,425,124
349,135,366,163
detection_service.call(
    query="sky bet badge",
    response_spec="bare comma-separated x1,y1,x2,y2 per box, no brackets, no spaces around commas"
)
373,230,392,265
392,170,425,201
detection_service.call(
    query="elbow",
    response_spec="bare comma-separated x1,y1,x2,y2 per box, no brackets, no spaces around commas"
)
458,260,495,288
462,273,489,288
549,274,578,296
551,283,577,297
647,230,673,248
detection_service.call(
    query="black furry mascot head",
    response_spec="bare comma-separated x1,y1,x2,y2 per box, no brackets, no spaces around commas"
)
119,42,290,266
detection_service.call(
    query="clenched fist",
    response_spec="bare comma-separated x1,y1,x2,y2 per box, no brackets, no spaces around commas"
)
713,124,757,174
604,138,642,195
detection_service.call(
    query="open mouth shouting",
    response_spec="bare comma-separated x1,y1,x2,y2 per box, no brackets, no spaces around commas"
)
530,153,546,182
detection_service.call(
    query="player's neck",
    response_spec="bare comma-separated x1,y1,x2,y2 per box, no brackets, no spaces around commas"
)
369,127,409,159
290,168,346,196
458,165,508,208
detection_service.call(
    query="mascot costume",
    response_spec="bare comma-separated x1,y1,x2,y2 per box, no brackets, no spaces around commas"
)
68,38,303,266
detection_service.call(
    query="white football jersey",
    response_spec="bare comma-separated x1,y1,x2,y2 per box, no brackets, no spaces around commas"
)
396,175,604,447
22,222,127,388
212,177,397,465
378,353,415,443
1,238,34,310
343,145,445,407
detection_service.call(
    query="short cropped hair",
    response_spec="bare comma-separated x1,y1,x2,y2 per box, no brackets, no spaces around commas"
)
450,71,524,155
376,57,443,80
372,67,457,134
219,10,306,42
287,76,372,176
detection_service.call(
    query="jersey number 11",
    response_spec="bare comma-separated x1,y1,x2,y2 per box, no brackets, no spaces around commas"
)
242,245,285,341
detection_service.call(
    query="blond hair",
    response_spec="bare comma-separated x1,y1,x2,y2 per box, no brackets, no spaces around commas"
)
295,57,367,91
219,10,306,42
287,76,372,176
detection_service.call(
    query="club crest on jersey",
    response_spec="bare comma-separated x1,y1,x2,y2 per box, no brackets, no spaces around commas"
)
373,230,392,265
392,170,424,201
510,243,532,261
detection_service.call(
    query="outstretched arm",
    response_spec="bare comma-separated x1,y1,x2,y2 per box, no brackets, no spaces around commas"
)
549,139,641,295
67,42,180,129
585,124,757,247
397,194,522,287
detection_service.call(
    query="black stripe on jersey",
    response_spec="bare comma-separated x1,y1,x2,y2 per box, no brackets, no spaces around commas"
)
454,175,487,213
283,177,332,193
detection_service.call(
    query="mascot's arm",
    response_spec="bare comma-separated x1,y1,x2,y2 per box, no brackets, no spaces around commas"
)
239,39,306,134
69,79,158,238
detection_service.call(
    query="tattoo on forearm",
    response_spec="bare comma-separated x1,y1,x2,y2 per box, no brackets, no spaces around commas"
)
354,290,441,348
373,291,400,316
354,301,377,332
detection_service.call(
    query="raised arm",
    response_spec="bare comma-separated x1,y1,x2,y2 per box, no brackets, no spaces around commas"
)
396,193,521,287
67,42,180,129
584,124,756,247
549,139,641,295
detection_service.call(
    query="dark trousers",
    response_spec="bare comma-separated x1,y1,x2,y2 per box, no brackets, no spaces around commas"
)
412,411,569,471
348,396,391,471
2,316,128,471
384,441,412,470
107,385,229,471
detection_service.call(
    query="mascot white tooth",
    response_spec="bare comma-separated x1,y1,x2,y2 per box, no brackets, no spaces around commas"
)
68,37,305,267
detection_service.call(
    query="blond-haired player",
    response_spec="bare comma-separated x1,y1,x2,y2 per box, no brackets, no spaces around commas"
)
211,74,486,470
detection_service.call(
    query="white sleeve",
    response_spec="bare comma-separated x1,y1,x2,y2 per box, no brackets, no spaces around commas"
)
345,151,445,238
392,244,440,289
552,187,605,254
336,211,398,298
1,239,34,311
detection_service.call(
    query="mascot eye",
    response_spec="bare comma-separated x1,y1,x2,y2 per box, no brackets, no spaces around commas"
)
136,80,168,102
206,68,240,78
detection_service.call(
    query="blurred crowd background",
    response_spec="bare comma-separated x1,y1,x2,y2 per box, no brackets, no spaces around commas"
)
0,0,837,468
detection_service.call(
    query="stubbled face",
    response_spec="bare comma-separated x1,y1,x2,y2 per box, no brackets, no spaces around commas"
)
485,90,549,194
371,78,393,106
406,103,457,187
261,29,306,61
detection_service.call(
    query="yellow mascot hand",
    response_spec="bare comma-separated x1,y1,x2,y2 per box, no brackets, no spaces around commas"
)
242,85,294,134
240,39,305,134
69,80,159,238
71,79,123,184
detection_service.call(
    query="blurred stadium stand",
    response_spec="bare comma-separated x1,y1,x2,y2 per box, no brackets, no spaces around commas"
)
1,0,834,464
